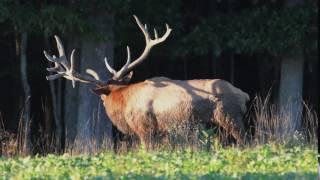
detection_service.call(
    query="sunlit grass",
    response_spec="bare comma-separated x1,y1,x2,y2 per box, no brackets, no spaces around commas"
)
0,144,316,179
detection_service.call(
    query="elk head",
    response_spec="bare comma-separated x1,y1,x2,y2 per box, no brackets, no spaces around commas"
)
43,15,171,92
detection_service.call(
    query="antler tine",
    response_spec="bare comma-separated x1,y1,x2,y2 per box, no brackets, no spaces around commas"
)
105,15,172,80
43,38,69,71
46,73,64,81
54,35,70,69
124,46,131,67
46,62,60,72
126,16,172,71
54,35,65,57
43,51,58,63
104,57,117,76
70,49,75,73
154,28,158,39
104,46,131,80
86,69,100,80
70,49,76,87
151,23,172,45
115,46,131,78
133,15,151,43
44,36,108,87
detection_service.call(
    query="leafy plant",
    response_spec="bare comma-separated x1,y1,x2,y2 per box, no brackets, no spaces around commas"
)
0,144,316,179
197,125,217,151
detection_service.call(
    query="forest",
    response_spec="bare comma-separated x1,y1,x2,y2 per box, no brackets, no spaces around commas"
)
0,0,318,179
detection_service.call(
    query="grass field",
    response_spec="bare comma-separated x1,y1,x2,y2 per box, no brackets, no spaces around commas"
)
0,144,317,179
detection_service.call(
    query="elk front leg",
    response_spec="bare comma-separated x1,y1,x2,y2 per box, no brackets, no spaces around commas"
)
213,102,247,145
127,112,160,149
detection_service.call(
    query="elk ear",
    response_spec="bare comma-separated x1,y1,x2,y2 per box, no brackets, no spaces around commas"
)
122,71,133,84
91,86,111,95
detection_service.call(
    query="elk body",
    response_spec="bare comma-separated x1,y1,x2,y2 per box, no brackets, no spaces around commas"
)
44,16,250,147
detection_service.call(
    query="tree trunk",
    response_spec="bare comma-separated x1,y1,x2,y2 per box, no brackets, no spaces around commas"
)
76,17,114,153
278,54,304,136
44,34,63,153
16,31,32,155
277,0,305,137
64,37,80,146
305,55,319,114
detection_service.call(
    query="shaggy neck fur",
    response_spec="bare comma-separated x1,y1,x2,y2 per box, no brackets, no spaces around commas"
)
101,84,136,135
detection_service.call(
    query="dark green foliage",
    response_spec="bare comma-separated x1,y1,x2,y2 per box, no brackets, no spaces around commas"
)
178,5,317,57
0,0,127,37
39,5,87,36
0,0,316,58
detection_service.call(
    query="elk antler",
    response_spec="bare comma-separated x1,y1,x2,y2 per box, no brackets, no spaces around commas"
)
44,35,108,87
105,15,172,80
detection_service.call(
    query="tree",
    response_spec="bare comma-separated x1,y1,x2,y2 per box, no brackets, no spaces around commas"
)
62,1,118,152
16,31,32,154
10,1,38,154
76,18,114,152
277,0,305,137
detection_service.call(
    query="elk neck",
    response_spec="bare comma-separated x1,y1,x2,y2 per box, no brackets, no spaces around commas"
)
99,83,142,135
100,84,129,116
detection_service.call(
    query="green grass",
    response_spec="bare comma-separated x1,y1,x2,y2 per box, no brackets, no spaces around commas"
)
0,144,317,179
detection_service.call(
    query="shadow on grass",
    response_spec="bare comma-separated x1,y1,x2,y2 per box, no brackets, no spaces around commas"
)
88,172,317,180
228,172,315,180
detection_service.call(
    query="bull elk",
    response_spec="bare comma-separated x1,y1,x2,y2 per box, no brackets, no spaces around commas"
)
43,16,250,147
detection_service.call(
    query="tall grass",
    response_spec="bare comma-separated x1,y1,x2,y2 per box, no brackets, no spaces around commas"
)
0,94,318,156
249,93,318,147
